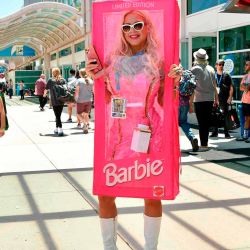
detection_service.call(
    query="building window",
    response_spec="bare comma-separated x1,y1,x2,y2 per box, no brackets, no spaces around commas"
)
219,25,250,52
187,0,227,15
51,53,57,61
59,47,72,58
219,25,250,101
74,41,85,52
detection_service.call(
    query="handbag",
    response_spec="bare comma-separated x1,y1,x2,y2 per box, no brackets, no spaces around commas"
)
210,106,224,128
225,105,240,130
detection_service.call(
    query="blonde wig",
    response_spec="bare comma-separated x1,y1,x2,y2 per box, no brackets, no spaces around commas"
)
106,10,163,80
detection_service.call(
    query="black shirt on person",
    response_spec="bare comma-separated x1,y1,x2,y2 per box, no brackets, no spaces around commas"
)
216,72,233,103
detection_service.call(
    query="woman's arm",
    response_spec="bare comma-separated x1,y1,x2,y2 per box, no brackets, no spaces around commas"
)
74,85,80,102
168,64,182,100
240,76,248,91
86,59,105,79
43,79,50,97
43,89,48,97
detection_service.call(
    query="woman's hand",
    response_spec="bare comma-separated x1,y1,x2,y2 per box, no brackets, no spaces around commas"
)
86,60,104,79
168,64,182,81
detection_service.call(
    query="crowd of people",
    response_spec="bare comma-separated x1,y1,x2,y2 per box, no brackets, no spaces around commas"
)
39,67,93,136
177,48,250,152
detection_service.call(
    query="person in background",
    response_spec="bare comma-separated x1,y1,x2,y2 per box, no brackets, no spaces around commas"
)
74,69,93,134
237,60,250,142
190,48,219,151
210,59,234,138
7,79,13,99
35,74,47,111
178,68,199,152
67,69,78,124
0,83,8,136
85,76,94,120
18,80,25,100
43,68,66,136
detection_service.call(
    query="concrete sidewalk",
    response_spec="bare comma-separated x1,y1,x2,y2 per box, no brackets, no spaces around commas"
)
0,97,249,250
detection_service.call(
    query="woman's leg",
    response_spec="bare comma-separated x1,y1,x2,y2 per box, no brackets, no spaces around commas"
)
83,112,89,124
144,199,162,250
53,105,64,128
76,113,84,123
98,196,118,250
242,104,250,139
244,116,250,138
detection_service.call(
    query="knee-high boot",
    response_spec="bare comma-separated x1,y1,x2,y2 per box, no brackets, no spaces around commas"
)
144,215,162,250
100,217,118,250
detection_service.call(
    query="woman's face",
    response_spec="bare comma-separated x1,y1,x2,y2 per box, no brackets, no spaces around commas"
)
123,13,148,53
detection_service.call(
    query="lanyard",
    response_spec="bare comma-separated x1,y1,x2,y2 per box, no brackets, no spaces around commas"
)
215,73,223,87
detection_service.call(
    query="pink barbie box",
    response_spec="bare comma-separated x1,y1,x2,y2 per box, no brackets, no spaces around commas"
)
92,0,180,200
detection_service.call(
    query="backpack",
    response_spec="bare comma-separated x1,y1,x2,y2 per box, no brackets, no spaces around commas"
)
53,83,75,103
179,70,196,96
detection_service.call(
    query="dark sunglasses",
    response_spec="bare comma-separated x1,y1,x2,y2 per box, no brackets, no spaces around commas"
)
218,64,224,66
122,21,144,33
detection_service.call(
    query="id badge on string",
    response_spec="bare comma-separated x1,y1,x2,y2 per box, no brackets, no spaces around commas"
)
111,97,126,118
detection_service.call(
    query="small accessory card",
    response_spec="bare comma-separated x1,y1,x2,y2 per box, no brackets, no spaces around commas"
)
111,97,126,118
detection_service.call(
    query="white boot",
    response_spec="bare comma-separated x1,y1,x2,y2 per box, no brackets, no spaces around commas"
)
144,215,162,250
100,217,118,250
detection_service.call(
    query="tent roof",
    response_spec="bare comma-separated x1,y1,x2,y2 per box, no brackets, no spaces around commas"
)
0,2,84,55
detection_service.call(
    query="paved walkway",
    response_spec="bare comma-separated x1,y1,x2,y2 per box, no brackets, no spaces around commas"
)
0,96,249,250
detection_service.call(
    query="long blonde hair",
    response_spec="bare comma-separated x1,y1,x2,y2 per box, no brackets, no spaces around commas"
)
52,67,62,81
106,10,162,80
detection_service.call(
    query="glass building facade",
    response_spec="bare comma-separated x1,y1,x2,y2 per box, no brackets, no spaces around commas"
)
187,0,227,15
219,25,250,101
185,1,250,101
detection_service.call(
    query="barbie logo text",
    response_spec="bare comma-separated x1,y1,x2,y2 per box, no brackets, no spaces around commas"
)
112,2,155,10
103,159,163,187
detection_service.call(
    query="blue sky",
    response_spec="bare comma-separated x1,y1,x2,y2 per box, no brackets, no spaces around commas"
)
0,0,23,18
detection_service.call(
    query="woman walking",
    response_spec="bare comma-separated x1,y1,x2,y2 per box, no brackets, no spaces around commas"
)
74,69,93,134
43,68,66,136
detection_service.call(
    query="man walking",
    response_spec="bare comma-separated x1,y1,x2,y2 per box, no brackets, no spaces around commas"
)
210,59,233,138
35,74,47,111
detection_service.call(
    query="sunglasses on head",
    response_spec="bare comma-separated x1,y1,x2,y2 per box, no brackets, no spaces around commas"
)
122,21,144,33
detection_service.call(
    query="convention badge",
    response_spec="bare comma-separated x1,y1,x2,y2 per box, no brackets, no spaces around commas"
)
111,97,126,118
